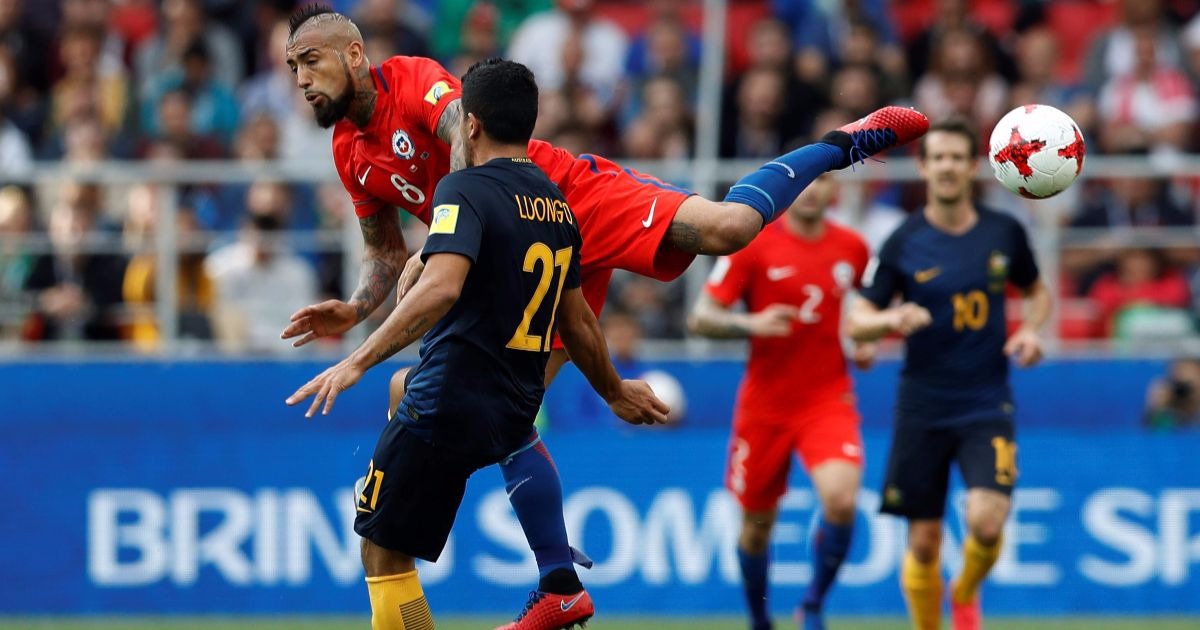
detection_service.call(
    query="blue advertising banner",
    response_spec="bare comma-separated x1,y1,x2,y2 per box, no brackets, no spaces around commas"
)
1,360,1197,615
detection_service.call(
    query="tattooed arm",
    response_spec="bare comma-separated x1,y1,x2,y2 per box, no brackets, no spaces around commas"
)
349,208,407,322
435,98,467,172
347,252,470,368
285,252,469,418
687,292,798,339
280,208,406,346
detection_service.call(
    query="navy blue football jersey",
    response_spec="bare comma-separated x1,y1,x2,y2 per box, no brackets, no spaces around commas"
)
860,207,1039,424
398,157,582,458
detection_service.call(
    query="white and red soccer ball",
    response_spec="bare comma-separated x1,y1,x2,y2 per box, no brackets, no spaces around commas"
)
988,104,1086,199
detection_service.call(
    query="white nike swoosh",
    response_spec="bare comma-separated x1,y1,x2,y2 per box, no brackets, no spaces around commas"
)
766,266,796,281
766,161,795,178
506,476,533,498
641,198,657,229
357,165,372,186
560,591,586,612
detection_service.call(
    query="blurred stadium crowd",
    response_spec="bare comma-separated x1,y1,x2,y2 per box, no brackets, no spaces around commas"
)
2,0,1200,350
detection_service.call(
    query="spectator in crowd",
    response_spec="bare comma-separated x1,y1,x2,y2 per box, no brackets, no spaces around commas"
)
447,1,501,78
837,19,909,104
239,19,295,123
49,23,129,140
1097,26,1197,156
206,181,317,353
1144,357,1200,430
0,44,31,177
0,185,34,338
777,0,905,87
134,0,243,95
1087,247,1192,338
913,27,1009,138
433,0,551,63
58,0,127,79
531,27,615,154
23,183,127,342
1083,0,1183,96
508,0,628,111
120,184,215,350
722,18,823,150
352,0,430,58
906,0,1016,83
141,38,240,147
140,88,225,159
828,63,883,121
0,0,52,101
721,66,788,158
1009,24,1095,135
624,0,699,116
621,75,692,160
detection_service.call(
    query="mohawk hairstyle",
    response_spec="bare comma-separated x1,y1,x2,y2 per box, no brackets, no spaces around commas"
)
289,3,341,38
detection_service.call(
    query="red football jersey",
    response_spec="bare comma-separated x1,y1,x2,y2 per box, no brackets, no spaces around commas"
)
332,56,461,224
706,220,870,418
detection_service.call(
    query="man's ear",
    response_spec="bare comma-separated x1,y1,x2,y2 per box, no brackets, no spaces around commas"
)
346,39,365,69
466,112,482,140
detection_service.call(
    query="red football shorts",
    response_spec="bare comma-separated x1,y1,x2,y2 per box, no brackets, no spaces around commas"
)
551,154,695,349
725,395,864,512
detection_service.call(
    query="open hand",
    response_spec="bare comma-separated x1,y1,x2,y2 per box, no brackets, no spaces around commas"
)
285,359,366,417
280,300,359,347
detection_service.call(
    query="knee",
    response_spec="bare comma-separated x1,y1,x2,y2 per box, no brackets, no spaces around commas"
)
968,518,1005,546
388,368,410,411
822,492,858,526
739,518,774,555
908,525,942,564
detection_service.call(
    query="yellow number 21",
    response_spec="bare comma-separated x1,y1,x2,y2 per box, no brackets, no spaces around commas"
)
507,243,573,352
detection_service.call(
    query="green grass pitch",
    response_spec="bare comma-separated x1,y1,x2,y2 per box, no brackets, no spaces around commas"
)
2,617,1197,629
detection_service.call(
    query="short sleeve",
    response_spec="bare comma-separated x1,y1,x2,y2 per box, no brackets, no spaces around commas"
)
848,231,872,290
859,233,904,308
1008,218,1040,289
705,249,755,307
422,175,483,262
401,57,463,136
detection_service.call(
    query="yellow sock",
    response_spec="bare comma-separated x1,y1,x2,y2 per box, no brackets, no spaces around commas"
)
901,551,943,630
952,534,1003,605
366,570,434,630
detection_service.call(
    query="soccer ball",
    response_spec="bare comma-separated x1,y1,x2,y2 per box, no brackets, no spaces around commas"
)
988,104,1086,199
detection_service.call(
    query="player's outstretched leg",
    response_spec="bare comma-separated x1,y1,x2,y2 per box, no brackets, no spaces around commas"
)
736,510,776,630
494,433,594,630
724,106,929,229
672,106,929,255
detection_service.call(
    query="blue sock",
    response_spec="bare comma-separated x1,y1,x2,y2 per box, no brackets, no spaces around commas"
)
724,143,844,225
802,518,854,611
737,547,771,627
500,433,576,580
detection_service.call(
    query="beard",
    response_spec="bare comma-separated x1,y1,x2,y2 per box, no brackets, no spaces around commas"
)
311,87,354,128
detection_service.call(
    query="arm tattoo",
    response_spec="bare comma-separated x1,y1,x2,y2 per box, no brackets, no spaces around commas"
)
436,99,467,172
374,316,429,362
350,210,405,322
692,320,752,339
667,221,702,254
